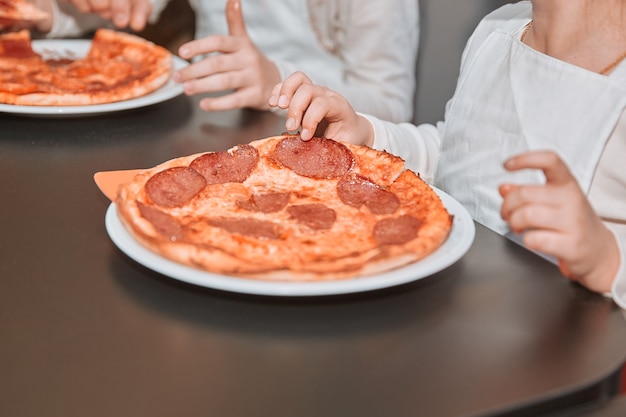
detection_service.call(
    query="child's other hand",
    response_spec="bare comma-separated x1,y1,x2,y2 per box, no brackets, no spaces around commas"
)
499,150,619,293
269,71,374,147
62,0,152,31
173,0,280,112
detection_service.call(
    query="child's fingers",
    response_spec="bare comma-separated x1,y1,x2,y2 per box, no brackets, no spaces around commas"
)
522,228,573,260
110,0,130,27
300,96,331,140
505,201,567,235
268,82,283,107
500,183,562,219
128,0,152,31
226,0,248,37
284,84,317,133
67,0,91,13
504,150,573,185
273,72,312,109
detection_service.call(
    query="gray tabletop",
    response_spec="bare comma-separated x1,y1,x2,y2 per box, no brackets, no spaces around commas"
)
1,95,625,417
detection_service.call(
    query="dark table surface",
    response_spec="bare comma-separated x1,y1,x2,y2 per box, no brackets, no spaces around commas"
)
567,395,626,417
1,95,625,417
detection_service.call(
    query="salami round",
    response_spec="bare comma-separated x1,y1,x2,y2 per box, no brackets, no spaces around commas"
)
115,134,454,280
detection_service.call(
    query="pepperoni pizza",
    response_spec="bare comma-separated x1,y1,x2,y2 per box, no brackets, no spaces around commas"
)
0,28,172,106
115,135,453,281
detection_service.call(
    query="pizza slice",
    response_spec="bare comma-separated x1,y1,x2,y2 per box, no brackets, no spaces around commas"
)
0,28,40,61
0,29,46,103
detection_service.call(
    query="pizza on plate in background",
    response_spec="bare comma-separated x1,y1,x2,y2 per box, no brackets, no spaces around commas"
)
0,28,172,106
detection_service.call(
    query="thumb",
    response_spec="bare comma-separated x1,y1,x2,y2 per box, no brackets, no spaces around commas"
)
226,0,248,36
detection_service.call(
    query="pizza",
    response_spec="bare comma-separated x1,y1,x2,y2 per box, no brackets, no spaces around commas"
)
114,134,454,281
0,28,172,106
0,0,49,29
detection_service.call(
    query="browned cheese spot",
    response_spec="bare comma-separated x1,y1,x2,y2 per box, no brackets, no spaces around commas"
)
287,203,337,230
137,201,183,240
236,192,290,213
207,217,282,240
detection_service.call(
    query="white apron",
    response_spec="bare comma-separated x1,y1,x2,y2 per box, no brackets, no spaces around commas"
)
434,18,626,235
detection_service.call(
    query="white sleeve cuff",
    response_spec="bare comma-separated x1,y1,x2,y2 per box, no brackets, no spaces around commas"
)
363,114,440,184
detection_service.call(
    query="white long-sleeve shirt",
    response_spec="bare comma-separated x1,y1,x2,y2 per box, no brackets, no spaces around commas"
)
47,0,420,123
365,1,626,308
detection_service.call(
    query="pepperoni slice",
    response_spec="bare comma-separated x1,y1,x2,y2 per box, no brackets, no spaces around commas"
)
373,215,422,245
272,136,354,179
145,166,207,208
287,204,337,230
208,217,281,239
337,174,400,215
189,144,259,184
137,202,183,241
236,192,290,213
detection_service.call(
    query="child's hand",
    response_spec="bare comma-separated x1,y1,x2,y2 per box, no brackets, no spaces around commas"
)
62,0,152,31
269,71,374,146
0,0,53,32
173,0,280,112
499,150,619,293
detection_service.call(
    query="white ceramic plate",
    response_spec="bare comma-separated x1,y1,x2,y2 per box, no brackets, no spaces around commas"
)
0,39,186,117
105,188,475,296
